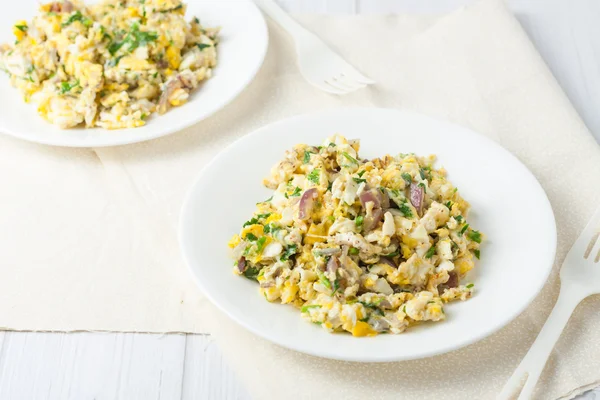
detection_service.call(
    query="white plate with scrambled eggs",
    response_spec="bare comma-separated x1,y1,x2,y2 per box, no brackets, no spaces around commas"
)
0,0,267,147
179,108,557,362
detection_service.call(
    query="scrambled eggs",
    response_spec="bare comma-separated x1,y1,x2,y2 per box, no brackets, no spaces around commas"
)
230,135,483,336
0,0,218,129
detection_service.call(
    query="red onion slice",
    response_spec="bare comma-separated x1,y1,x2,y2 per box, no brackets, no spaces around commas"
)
298,188,318,220
359,189,381,209
445,271,459,288
378,256,396,268
236,257,247,273
362,208,383,232
378,299,392,309
326,256,339,274
409,183,424,216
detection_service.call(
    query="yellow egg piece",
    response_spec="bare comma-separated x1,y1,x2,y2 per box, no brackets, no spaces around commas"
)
228,234,241,249
265,213,281,223
351,321,377,337
165,46,181,69
13,21,27,41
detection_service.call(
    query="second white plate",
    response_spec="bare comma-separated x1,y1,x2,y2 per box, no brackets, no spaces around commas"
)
180,108,556,362
0,0,268,147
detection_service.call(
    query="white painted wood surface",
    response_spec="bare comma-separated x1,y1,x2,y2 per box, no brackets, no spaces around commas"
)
2,1,599,399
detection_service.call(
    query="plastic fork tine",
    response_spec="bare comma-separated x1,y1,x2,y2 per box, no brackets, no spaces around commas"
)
580,207,600,249
256,0,373,95
335,74,367,90
584,232,600,259
326,78,364,92
341,69,376,85
589,232,600,262
324,79,353,92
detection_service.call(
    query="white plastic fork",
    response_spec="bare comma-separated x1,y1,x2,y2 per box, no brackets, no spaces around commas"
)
498,205,600,400
254,0,375,95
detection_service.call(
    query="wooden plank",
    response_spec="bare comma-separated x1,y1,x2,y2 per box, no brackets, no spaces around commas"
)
0,332,186,400
182,335,250,400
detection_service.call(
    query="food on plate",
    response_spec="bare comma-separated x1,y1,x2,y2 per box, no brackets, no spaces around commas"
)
0,0,218,129
229,135,483,337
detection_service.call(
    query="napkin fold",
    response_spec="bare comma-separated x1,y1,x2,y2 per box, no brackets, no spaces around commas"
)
0,0,599,398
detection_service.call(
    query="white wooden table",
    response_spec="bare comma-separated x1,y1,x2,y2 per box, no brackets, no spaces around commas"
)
2,1,599,399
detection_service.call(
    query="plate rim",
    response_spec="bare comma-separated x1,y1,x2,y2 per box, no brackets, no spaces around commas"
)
0,0,269,148
179,107,558,362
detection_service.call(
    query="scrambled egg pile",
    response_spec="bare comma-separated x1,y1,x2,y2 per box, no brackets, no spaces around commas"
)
230,135,483,337
0,0,218,129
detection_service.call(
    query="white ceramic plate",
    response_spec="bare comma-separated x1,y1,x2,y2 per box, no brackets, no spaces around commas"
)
180,108,557,362
0,0,267,147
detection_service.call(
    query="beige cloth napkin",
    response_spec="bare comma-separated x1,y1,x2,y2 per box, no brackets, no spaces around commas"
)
1,0,599,398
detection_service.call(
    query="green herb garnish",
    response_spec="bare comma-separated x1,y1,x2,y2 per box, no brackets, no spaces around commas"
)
106,55,124,68
62,11,92,28
256,237,267,253
332,279,340,294
357,170,366,177
257,195,273,204
419,168,427,180
353,177,367,184
466,283,474,289
474,249,480,259
455,215,463,223
245,233,258,241
242,217,258,227
196,43,211,51
161,4,183,13
341,152,359,164
468,230,482,243
425,246,436,259
287,187,302,197
307,169,320,184
459,224,470,236
303,150,312,164
401,173,412,185
398,203,413,218
263,223,280,235
280,244,297,261
318,271,331,289
15,25,27,32
355,215,364,228
349,247,359,255
243,266,260,281
384,250,399,258
301,305,321,313
59,80,80,94
109,22,158,56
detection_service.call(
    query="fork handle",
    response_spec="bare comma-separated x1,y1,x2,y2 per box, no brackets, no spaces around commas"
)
497,286,583,400
254,0,312,39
